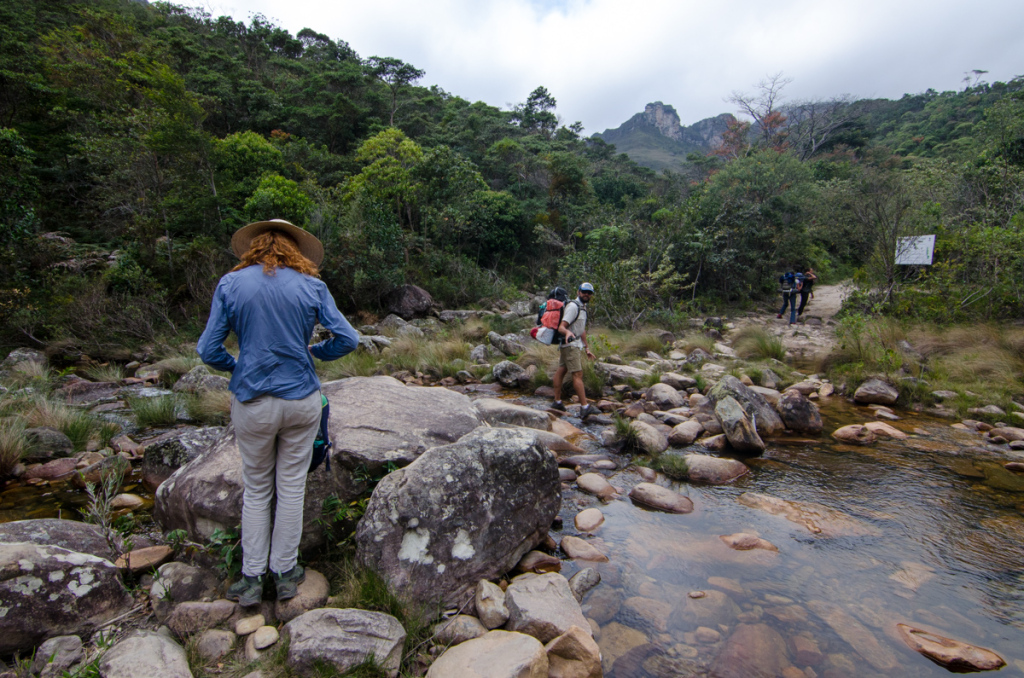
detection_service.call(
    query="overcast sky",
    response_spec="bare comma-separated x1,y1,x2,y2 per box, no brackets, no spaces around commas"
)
203,0,1024,135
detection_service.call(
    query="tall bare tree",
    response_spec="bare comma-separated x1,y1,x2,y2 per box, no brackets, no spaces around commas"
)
728,72,792,150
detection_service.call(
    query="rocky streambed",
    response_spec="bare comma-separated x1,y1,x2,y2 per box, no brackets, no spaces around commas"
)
1,336,1023,677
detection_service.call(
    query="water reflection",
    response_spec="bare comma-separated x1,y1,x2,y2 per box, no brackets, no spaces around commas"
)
554,398,1024,677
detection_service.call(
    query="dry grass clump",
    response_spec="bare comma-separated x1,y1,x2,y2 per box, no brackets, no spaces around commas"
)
733,326,786,361
677,332,716,354
908,325,1024,392
516,343,558,371
0,360,49,390
0,420,28,475
25,397,97,450
622,332,666,357
184,390,232,426
317,352,382,380
82,363,125,383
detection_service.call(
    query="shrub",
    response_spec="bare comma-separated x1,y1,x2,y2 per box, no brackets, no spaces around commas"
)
128,395,179,428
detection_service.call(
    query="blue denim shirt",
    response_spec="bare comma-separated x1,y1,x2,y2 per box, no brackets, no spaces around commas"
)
197,265,359,403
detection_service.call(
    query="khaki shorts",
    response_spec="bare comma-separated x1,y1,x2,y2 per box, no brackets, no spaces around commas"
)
559,345,584,373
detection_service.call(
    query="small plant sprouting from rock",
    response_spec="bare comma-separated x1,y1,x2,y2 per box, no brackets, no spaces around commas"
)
207,527,242,579
83,455,131,557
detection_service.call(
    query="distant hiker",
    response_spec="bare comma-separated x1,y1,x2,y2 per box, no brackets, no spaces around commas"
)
777,271,803,325
798,267,817,316
551,282,598,418
197,219,358,607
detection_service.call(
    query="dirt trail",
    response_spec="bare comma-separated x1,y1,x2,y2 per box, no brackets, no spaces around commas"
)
729,283,852,367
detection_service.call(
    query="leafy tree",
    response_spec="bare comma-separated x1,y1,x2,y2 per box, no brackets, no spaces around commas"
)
365,56,425,127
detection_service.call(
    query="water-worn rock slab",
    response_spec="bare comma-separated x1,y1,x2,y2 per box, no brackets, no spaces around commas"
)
574,508,604,532
426,630,548,678
708,623,789,678
560,536,609,562
989,426,1024,442
0,518,114,560
738,492,879,537
356,427,559,609
896,624,1005,672
630,420,668,455
807,600,898,671
98,631,193,678
629,482,693,513
142,426,225,491
720,533,778,551
475,398,551,431
576,473,615,500
668,420,704,446
0,542,132,654
594,362,650,384
715,396,765,453
854,378,899,405
476,579,510,629
864,421,908,439
546,625,602,678
832,424,877,445
283,608,406,677
684,454,749,484
709,376,784,435
505,573,590,643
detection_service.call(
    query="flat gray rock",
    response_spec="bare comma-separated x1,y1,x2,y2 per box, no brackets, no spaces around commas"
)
283,608,405,677
98,631,193,678
426,630,548,678
504,573,590,643
475,399,551,431
0,518,113,560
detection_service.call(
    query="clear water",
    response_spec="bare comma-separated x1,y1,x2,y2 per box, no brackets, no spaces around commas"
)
545,398,1024,677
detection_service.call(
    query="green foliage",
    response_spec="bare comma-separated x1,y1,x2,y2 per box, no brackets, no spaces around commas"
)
733,326,786,361
651,453,689,480
613,415,643,455
207,527,242,578
244,174,314,226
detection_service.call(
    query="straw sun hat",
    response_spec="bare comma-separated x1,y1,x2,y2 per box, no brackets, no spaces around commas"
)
231,219,324,267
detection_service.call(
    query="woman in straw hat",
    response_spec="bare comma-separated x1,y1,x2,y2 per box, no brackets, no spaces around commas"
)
197,219,358,606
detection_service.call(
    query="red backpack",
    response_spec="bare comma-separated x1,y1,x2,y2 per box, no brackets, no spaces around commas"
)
530,299,565,344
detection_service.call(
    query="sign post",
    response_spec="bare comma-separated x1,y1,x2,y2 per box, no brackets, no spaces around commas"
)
895,235,935,266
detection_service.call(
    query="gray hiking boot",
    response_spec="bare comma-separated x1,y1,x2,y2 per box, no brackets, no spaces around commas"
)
274,565,306,601
226,574,264,607
550,401,567,412
580,405,598,419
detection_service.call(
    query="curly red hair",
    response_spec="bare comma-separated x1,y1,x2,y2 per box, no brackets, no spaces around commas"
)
232,231,319,277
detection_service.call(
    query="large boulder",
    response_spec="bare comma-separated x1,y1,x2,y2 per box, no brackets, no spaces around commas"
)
0,518,114,560
356,427,560,609
493,361,526,388
326,377,481,472
630,421,668,455
778,390,823,433
504,573,590,643
708,376,784,436
142,426,225,491
474,399,551,431
0,347,46,376
156,378,480,551
97,631,193,678
427,630,548,678
714,396,765,453
489,331,527,357
23,427,74,461
593,362,650,385
896,624,1005,672
171,365,230,395
283,608,406,677
385,284,434,320
0,542,133,654
853,378,899,405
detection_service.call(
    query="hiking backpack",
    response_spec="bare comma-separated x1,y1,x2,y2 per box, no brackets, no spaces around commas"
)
308,394,332,474
531,287,570,344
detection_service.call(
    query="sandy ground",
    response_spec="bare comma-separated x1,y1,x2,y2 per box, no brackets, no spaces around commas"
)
730,283,852,367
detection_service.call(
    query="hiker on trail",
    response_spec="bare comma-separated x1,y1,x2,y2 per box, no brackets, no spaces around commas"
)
551,282,598,418
777,271,803,325
798,267,817,316
197,219,358,607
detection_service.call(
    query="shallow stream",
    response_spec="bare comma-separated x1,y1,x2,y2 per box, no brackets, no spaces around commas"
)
539,397,1024,677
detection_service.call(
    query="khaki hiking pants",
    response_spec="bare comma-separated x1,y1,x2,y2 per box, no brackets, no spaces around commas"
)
231,391,320,577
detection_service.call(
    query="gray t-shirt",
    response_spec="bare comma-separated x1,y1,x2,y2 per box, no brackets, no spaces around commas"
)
561,299,588,349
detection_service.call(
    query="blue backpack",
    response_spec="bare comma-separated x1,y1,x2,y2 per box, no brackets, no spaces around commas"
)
308,394,332,474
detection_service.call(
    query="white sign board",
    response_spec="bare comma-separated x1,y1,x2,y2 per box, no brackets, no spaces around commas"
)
896,235,935,265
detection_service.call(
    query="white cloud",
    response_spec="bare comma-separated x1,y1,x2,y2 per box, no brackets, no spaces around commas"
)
206,0,1024,134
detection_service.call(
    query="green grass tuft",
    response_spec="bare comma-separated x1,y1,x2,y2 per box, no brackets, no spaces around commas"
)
128,395,179,428
652,453,689,480
0,420,28,476
733,326,786,361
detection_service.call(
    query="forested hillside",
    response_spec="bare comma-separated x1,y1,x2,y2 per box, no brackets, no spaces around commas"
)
2,0,1023,354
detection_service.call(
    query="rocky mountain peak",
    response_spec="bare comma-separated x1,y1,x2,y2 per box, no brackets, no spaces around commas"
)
643,102,683,141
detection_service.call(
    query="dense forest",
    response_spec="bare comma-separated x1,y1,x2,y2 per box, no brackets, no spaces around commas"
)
1,0,1023,354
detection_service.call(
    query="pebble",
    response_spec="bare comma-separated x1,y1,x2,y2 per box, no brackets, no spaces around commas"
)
252,625,279,650
235,614,265,636
688,591,706,599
